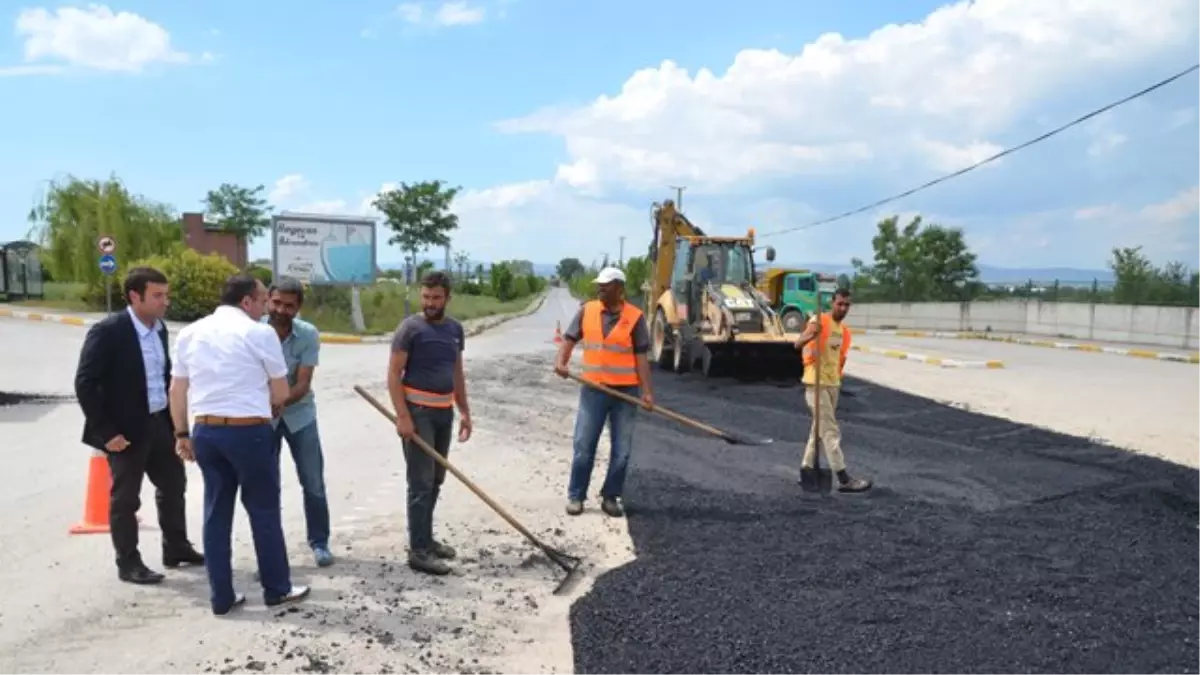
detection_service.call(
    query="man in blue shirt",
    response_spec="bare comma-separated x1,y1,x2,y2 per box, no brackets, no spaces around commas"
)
265,278,333,567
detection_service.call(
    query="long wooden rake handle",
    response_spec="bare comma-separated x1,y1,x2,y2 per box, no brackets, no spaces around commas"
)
353,385,573,568
564,372,729,439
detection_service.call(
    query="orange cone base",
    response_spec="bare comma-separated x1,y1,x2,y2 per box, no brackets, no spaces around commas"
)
68,522,111,535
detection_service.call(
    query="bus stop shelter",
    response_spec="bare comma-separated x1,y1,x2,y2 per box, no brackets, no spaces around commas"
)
0,240,44,301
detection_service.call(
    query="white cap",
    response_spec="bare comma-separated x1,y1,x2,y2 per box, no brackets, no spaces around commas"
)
593,267,626,284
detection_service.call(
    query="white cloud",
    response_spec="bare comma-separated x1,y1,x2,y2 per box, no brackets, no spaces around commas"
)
268,174,310,204
268,174,354,217
6,5,194,74
1070,186,1200,263
329,0,1198,266
395,1,486,27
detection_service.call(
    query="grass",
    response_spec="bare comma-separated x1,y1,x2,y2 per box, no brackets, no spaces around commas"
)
8,281,539,335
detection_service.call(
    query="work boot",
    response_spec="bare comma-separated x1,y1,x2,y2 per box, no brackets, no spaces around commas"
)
600,498,625,518
565,500,583,516
408,549,451,576
431,539,457,560
837,474,873,493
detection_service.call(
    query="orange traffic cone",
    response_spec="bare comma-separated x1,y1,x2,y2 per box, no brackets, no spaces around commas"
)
553,321,564,344
69,450,113,535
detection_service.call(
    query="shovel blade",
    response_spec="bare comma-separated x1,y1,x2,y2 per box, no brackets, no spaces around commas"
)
799,467,834,494
721,431,774,446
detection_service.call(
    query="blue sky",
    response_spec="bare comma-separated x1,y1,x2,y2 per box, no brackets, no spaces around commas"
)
1,0,1197,271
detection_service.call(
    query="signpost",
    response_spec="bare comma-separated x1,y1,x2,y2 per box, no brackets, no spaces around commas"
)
98,235,117,313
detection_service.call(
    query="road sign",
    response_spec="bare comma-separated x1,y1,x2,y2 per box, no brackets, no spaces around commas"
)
99,254,117,276
97,235,116,254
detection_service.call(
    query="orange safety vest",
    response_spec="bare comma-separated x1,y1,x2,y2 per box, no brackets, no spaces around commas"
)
403,386,454,409
579,300,643,387
802,314,852,377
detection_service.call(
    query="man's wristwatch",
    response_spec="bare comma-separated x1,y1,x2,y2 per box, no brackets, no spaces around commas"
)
174,430,190,440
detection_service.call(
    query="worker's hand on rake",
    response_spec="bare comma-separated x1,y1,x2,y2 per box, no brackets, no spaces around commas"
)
640,391,654,411
395,414,416,440
458,412,473,443
553,361,569,379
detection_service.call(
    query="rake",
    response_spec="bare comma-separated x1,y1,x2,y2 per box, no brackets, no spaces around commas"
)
354,385,584,595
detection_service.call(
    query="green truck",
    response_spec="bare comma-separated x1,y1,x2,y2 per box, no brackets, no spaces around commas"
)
755,268,839,333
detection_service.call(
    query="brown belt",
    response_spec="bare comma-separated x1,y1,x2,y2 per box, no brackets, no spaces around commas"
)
193,415,272,427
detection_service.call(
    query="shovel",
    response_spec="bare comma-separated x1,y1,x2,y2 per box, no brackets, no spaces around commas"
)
800,307,834,495
353,385,584,595
564,372,773,446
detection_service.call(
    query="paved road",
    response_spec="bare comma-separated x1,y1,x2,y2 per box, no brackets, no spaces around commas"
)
0,288,613,674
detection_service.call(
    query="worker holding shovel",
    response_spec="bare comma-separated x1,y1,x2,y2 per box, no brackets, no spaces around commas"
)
555,267,654,518
795,288,872,493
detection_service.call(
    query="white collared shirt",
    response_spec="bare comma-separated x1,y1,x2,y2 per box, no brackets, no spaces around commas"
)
126,306,168,414
172,305,289,419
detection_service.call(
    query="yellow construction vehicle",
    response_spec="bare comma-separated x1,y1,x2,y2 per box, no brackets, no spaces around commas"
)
645,199,802,378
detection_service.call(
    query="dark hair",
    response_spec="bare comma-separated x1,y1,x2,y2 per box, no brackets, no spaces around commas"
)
421,270,452,295
220,273,261,306
269,276,305,305
834,288,852,300
123,266,168,303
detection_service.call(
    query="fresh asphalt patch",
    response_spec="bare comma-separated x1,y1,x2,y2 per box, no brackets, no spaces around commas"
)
569,372,1199,674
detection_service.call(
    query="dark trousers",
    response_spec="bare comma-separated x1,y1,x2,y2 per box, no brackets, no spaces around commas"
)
193,422,291,612
107,410,189,569
401,403,454,552
273,419,331,550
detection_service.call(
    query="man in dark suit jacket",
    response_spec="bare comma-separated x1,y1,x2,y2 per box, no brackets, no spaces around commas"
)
74,266,204,584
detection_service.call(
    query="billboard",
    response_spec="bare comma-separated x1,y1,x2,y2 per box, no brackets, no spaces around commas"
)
271,212,378,286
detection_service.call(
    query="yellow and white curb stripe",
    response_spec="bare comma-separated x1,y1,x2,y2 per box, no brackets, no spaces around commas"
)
863,329,1199,364
852,344,1005,369
0,307,92,327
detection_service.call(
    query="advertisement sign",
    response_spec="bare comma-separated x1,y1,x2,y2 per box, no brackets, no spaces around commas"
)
271,213,378,286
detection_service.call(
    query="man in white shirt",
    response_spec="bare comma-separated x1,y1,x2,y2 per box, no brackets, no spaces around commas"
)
168,273,310,616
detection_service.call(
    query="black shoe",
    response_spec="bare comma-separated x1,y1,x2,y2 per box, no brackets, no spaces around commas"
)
408,550,451,576
565,500,583,516
600,498,625,518
265,585,311,607
163,547,205,568
431,540,457,560
118,564,165,585
838,477,873,493
213,593,246,616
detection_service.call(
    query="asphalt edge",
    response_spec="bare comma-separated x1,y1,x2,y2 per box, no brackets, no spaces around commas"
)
0,291,549,345
863,329,1199,365
851,344,1006,370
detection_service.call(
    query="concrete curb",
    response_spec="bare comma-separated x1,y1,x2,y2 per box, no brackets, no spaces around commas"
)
0,292,549,345
861,329,1199,364
852,344,1005,369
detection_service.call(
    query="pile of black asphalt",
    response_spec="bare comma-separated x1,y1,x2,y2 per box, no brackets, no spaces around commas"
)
569,371,1199,674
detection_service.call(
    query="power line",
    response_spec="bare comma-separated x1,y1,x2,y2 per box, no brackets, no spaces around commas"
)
757,63,1200,240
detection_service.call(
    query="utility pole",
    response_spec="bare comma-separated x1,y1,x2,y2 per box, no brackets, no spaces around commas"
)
668,185,686,210
618,236,626,266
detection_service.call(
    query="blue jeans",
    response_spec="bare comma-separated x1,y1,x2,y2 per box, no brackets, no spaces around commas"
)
193,423,292,611
274,419,331,550
568,385,639,502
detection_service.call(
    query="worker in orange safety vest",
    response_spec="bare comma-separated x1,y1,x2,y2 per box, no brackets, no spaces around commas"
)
794,287,872,493
554,266,654,518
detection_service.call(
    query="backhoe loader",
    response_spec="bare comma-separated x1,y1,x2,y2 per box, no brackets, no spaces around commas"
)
645,199,803,379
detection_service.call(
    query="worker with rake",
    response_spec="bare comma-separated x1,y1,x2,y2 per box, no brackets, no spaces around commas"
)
555,266,655,518
795,288,872,493
387,271,473,576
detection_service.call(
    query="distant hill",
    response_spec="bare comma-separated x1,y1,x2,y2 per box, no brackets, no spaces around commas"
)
380,258,1115,285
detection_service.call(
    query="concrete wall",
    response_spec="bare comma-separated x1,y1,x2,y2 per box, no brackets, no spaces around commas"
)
852,300,1200,350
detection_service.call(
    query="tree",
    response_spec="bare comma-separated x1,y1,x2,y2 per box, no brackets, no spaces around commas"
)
372,180,461,283
621,255,651,298
1109,246,1199,306
453,250,470,280
203,183,273,241
851,215,981,302
28,174,181,296
557,257,586,281
489,262,515,300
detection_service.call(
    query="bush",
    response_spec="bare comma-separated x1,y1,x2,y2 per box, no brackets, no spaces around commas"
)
118,248,239,321
247,264,273,286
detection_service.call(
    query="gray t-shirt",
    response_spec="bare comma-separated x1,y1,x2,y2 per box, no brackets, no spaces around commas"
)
390,315,465,394
564,302,651,354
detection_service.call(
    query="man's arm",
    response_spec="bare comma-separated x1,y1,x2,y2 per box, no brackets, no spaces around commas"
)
554,308,585,374
387,321,416,431
452,325,470,418
73,322,118,445
284,332,319,407
631,315,654,407
251,326,290,407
